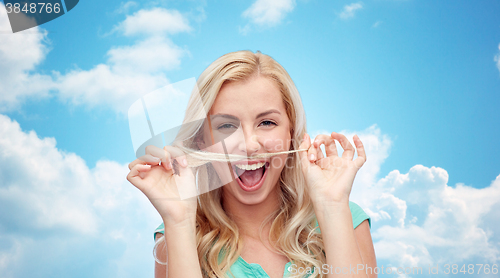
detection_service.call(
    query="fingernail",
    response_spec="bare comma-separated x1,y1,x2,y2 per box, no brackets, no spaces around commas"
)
143,164,151,168
152,157,161,162
309,154,315,161
182,158,187,167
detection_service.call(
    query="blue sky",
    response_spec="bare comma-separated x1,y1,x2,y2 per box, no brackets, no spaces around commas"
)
0,0,499,277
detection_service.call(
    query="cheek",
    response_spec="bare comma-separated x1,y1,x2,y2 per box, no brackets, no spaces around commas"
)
201,138,225,153
262,132,291,152
270,154,288,171
208,161,234,186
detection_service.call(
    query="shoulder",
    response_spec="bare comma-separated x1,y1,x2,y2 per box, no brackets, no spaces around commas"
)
348,201,371,229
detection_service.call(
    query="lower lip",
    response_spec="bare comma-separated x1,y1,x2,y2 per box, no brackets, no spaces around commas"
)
233,163,269,192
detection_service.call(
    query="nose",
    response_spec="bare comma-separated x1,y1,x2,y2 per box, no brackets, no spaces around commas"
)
238,129,260,155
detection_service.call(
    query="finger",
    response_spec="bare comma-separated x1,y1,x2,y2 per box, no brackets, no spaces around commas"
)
126,164,152,192
313,134,337,158
315,155,328,170
308,135,321,163
128,156,159,170
175,155,191,175
174,154,188,168
164,145,189,169
353,134,367,168
298,133,312,171
316,147,325,160
145,145,167,159
312,137,330,169
312,135,326,160
331,132,355,160
161,146,174,170
172,154,197,199
163,145,186,159
142,145,168,170
144,145,186,171
137,154,162,165
128,158,144,170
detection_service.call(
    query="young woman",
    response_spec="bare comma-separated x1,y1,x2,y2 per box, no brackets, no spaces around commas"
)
127,50,377,278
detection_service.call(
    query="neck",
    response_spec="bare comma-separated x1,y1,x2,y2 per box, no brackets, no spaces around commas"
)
222,186,281,241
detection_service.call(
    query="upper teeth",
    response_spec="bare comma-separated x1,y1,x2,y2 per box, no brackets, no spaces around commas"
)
235,162,265,171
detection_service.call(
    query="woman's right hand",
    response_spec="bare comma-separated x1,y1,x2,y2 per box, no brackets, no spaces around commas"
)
126,145,197,226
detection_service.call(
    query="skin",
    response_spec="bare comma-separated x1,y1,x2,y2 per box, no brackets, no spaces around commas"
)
298,132,373,278
128,75,377,278
199,76,293,277
154,220,375,278
200,76,291,207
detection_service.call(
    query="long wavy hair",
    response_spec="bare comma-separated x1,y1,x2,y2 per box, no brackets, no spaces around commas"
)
153,50,326,277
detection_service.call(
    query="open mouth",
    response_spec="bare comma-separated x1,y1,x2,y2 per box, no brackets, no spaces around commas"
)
232,161,269,192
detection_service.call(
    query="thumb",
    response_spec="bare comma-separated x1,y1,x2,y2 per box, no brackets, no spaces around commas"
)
173,155,197,199
299,133,312,173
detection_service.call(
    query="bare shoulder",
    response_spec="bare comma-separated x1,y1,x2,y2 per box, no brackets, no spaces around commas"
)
354,220,378,278
354,219,371,237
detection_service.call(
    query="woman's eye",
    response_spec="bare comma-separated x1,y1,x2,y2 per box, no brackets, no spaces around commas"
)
260,120,277,127
217,124,237,130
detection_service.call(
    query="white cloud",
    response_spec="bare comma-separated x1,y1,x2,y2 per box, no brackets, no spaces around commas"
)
339,2,363,20
0,3,192,115
0,4,55,112
107,36,186,73
366,166,500,268
241,0,295,32
495,44,500,74
1,116,499,276
54,64,168,114
54,36,189,114
116,7,192,37
0,114,160,277
311,125,500,271
324,128,500,268
114,1,138,14
54,9,192,114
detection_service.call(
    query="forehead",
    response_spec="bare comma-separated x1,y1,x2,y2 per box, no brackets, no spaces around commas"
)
210,76,285,115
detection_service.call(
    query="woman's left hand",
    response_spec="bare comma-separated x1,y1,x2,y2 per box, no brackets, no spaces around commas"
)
299,132,367,205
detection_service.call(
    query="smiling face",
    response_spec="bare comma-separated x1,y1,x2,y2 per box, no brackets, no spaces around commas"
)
198,75,292,206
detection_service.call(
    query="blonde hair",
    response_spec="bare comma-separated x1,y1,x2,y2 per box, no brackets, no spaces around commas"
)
153,50,326,277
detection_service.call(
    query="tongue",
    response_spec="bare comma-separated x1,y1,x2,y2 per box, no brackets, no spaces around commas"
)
239,167,264,187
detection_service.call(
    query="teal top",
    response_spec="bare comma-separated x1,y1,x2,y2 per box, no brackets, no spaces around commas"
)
154,201,371,278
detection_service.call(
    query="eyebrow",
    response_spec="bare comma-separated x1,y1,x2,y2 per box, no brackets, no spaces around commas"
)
211,109,281,120
210,114,239,121
256,109,281,119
